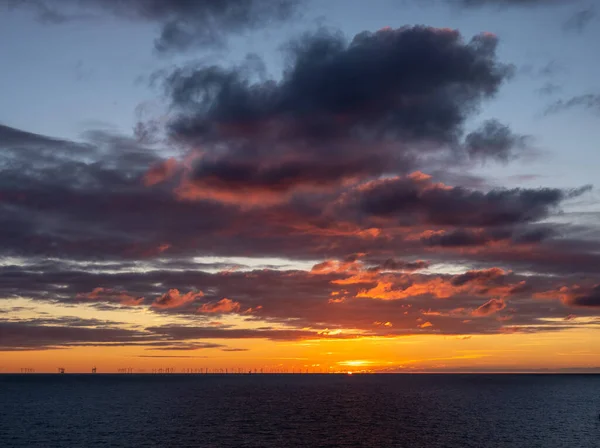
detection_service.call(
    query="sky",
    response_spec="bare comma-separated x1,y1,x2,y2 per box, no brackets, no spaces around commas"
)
1,0,600,374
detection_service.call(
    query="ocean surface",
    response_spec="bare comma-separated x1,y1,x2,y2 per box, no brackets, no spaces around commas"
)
1,374,599,447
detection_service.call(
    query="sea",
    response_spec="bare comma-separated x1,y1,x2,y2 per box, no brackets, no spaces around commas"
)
1,374,599,447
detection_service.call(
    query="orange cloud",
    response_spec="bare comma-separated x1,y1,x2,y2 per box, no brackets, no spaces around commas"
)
290,222,382,239
332,272,379,285
421,308,468,317
152,289,204,309
534,286,575,302
357,281,408,300
198,298,241,314
357,277,457,300
325,257,429,287
354,268,525,301
175,180,292,207
373,321,393,327
243,305,263,314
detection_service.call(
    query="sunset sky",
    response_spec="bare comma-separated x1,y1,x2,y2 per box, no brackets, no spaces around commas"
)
1,0,599,374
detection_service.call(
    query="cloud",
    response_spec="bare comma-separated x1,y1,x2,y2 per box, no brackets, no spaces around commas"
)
179,156,382,205
421,229,500,247
472,298,506,316
570,287,600,308
152,289,204,309
143,158,179,186
148,342,224,351
535,285,600,308
161,26,514,202
0,120,595,289
3,0,302,52
165,26,512,142
0,17,599,346
451,267,507,286
77,287,144,306
2,262,597,342
545,94,600,115
0,321,148,351
340,173,590,227
418,227,557,248
198,298,241,314
465,120,529,163
146,325,343,341
370,259,430,272
0,320,251,351
563,7,596,33
355,268,524,301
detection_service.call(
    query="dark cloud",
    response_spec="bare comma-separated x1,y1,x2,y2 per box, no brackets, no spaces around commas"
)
570,293,600,308
422,229,496,247
563,7,596,33
149,342,225,351
369,259,430,272
1,20,599,347
568,285,600,308
545,94,600,115
0,124,86,155
422,226,557,247
162,26,514,198
534,283,600,309
4,317,127,327
146,325,340,341
0,121,595,286
167,27,511,143
451,267,506,286
465,120,528,163
342,174,590,227
2,0,302,52
0,320,241,351
0,321,148,351
189,156,385,195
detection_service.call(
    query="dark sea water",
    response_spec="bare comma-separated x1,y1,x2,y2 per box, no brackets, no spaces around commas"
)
1,374,599,447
